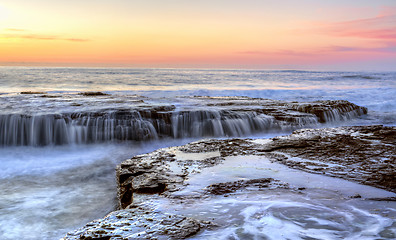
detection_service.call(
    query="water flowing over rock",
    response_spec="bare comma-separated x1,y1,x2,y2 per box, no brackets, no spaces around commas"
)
63,125,395,240
0,97,366,146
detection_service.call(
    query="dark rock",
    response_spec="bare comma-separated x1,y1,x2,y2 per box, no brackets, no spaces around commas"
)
116,125,395,209
366,197,396,201
40,94,58,98
20,91,46,94
64,125,395,240
2,97,367,146
117,126,396,206
205,178,289,195
290,100,367,122
116,151,184,209
350,194,362,198
62,207,212,240
79,91,109,96
261,125,396,192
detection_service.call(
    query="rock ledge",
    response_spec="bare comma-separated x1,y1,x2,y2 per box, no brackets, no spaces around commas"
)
63,125,395,240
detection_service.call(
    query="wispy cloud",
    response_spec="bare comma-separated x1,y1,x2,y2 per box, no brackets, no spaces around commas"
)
324,45,396,53
308,7,396,41
237,50,314,57
262,7,396,58
238,44,396,58
4,28,26,32
1,29,90,42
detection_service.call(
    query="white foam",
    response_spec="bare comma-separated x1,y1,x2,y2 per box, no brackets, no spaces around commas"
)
155,154,396,239
161,191,396,240
0,139,193,240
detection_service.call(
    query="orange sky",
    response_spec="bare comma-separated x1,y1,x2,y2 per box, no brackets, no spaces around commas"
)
1,0,396,70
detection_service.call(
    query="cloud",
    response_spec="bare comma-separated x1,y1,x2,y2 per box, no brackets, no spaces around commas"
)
237,44,396,58
310,7,396,41
1,31,90,42
4,28,26,32
237,50,314,57
324,45,396,53
324,46,358,52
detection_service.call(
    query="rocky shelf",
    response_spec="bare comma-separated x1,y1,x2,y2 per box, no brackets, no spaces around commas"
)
1,97,366,146
63,125,395,240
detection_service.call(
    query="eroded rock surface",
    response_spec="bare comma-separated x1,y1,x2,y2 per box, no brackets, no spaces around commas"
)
205,178,289,195
62,206,212,240
260,125,396,191
64,125,395,240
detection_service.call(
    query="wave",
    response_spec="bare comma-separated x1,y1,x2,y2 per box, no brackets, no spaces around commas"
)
342,75,379,80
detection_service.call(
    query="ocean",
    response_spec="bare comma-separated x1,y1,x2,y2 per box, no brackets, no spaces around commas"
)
0,67,395,239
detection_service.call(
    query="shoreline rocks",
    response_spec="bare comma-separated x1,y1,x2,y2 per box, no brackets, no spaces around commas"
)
1,97,367,146
63,125,395,240
65,207,212,240
258,125,396,191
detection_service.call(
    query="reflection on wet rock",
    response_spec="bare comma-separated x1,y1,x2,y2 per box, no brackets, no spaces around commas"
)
64,125,396,239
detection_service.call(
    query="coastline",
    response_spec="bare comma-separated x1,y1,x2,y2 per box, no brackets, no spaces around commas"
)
1,70,394,239
63,125,396,239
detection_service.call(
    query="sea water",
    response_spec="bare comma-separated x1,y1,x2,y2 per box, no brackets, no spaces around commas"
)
0,67,395,239
159,155,396,239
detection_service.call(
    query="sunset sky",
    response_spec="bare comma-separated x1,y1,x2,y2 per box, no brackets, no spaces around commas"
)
1,0,395,70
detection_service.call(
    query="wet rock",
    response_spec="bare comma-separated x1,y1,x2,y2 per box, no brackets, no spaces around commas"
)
40,94,58,98
117,151,183,208
260,125,396,192
62,207,212,240
20,91,46,94
64,125,394,239
116,125,395,210
171,98,367,138
366,197,396,201
2,97,366,146
116,148,222,209
205,178,289,195
290,100,367,123
79,91,109,96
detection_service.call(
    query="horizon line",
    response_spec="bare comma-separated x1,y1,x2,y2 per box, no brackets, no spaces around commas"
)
1,61,394,72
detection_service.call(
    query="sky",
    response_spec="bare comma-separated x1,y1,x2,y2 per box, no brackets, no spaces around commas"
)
0,0,396,70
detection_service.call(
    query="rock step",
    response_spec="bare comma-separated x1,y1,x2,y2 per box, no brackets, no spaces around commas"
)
63,125,395,240
1,99,366,146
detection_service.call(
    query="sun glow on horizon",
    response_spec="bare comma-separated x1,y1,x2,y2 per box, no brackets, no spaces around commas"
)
0,0,395,70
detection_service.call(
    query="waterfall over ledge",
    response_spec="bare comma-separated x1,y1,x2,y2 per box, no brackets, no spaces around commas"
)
0,98,367,146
